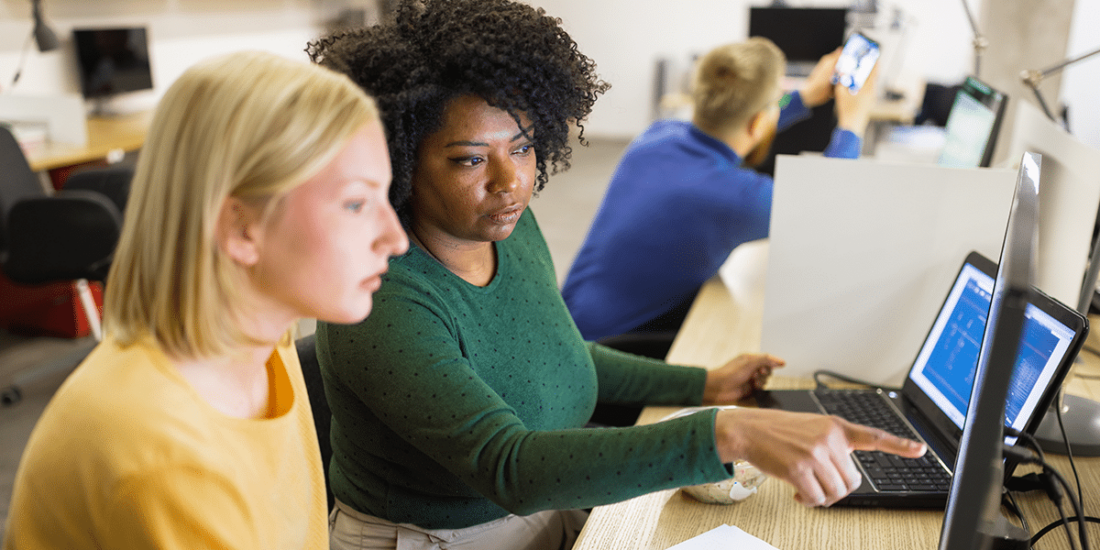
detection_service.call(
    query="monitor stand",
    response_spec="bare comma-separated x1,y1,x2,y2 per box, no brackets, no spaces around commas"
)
1034,390,1100,455
89,97,115,117
87,95,150,118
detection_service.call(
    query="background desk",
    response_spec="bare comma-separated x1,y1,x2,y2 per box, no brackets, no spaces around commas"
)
573,277,1100,550
25,111,152,174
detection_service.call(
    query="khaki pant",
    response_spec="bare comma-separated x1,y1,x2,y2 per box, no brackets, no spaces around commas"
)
329,499,588,550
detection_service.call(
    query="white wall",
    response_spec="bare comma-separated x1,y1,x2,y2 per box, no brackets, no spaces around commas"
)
0,0,330,112
537,0,983,139
1063,0,1100,148
1,0,1096,147
535,0,1099,149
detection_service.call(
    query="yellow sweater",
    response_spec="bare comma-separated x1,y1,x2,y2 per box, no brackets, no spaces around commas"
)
3,336,327,549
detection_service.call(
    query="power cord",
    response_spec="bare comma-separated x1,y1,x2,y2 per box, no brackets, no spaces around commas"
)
1053,388,1085,505
8,29,35,90
1004,437,1090,550
1004,490,1032,535
1031,517,1100,548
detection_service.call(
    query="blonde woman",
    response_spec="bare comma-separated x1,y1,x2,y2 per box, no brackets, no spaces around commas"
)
3,51,407,549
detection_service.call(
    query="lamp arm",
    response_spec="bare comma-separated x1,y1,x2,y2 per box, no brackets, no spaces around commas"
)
1019,44,1100,123
1037,45,1100,78
959,0,987,76
1022,45,1100,87
959,0,981,38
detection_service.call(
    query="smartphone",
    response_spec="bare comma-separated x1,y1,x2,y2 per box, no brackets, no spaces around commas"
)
832,32,881,94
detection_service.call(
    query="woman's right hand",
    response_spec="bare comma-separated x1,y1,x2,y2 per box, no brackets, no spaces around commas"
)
713,407,926,507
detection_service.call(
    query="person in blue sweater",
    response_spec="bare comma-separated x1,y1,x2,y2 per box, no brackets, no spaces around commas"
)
562,37,879,350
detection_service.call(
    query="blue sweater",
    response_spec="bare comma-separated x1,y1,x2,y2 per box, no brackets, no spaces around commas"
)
562,92,861,340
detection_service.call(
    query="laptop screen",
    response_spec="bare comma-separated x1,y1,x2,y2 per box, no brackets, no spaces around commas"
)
907,256,1078,436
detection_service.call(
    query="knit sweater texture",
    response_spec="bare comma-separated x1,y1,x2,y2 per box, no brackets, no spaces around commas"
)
316,210,730,529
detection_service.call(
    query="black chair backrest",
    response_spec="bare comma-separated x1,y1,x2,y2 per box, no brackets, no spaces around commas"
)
0,125,48,253
4,191,122,284
295,333,335,512
64,166,132,214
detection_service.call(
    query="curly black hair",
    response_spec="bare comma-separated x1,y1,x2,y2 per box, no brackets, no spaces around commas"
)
306,0,609,219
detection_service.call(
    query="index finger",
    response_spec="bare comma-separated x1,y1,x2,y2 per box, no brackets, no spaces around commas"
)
845,423,926,458
758,354,785,369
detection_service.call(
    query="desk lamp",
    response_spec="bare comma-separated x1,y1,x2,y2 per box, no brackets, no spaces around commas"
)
959,0,988,77
10,0,58,88
1018,45,1100,457
31,0,59,52
1020,45,1100,124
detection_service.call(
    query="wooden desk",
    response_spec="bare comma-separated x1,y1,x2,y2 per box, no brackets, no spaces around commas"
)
574,277,1100,550
25,111,152,173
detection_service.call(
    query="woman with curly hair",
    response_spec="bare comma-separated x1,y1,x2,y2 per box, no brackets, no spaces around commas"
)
307,1,925,548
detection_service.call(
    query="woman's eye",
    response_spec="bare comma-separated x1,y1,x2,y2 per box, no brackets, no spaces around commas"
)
344,200,365,213
514,144,533,155
454,156,484,167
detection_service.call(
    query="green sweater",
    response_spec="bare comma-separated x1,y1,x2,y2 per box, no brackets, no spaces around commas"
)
316,210,731,529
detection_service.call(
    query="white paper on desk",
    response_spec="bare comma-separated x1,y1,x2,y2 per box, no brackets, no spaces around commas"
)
761,156,1017,386
667,524,779,550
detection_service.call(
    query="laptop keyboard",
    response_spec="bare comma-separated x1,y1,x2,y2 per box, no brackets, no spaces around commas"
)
813,390,952,493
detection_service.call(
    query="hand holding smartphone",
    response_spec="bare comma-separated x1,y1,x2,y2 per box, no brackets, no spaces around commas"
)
832,32,881,94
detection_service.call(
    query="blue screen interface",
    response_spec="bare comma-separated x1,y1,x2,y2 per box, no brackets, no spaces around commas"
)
909,263,1074,432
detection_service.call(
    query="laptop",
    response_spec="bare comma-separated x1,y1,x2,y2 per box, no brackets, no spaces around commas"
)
756,250,1088,508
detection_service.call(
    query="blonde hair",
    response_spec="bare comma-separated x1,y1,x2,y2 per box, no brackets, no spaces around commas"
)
104,51,380,360
691,37,785,134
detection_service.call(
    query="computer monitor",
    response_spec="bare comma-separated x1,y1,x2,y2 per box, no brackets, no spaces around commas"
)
938,152,1040,550
938,76,1007,168
992,90,1100,457
748,7,847,76
72,27,154,100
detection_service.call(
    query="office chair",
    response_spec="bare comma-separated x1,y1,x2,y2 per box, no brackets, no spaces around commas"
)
296,333,336,512
0,125,131,405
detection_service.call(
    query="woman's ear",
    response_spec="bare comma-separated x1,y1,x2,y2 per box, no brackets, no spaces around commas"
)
216,197,264,267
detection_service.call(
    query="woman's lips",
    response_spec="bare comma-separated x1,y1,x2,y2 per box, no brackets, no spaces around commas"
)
363,267,388,290
488,206,523,224
363,275,383,291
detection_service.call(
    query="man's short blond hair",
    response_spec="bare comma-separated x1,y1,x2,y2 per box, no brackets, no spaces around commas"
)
103,51,380,360
691,37,786,134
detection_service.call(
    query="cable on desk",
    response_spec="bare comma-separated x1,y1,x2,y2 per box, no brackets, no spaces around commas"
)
1055,490,1081,550
1054,388,1085,508
1031,517,1100,548
1005,439,1090,550
1012,428,1087,549
811,370,899,391
1004,490,1031,535
1012,397,1087,529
